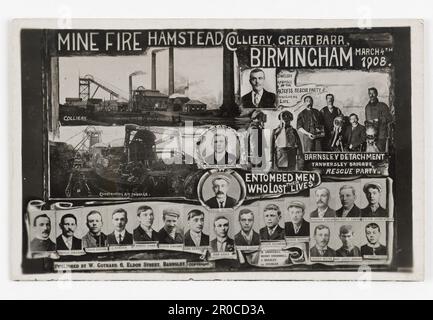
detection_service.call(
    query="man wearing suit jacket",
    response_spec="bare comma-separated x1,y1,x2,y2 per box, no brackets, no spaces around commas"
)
336,185,361,218
184,209,209,247
158,208,184,244
133,205,158,242
343,113,366,151
241,68,276,109
336,225,361,257
30,214,56,252
210,216,235,252
56,213,82,250
285,201,310,237
234,208,260,246
310,225,336,257
310,187,336,218
204,133,237,166
82,210,107,248
107,208,133,245
259,204,285,241
205,176,238,209
361,182,388,218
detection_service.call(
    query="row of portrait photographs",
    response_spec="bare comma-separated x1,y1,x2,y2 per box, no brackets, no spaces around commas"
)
197,170,391,221
309,221,388,261
239,67,394,154
28,180,391,256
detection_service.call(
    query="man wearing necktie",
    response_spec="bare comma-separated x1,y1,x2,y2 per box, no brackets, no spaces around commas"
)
107,208,133,246
241,68,276,109
310,225,336,258
56,213,82,251
210,216,234,252
259,204,285,241
205,176,238,209
158,208,184,244
184,209,209,247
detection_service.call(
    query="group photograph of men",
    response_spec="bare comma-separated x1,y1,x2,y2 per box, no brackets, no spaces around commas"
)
239,68,394,170
28,178,391,263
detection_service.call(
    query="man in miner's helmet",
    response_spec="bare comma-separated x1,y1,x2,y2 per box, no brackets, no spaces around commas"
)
271,110,304,170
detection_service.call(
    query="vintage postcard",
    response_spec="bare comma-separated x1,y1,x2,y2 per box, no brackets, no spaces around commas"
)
10,19,424,280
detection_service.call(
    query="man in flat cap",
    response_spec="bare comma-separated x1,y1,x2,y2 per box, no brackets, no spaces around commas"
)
361,182,388,217
205,175,238,209
285,201,310,237
158,208,184,244
336,225,361,257
184,209,209,247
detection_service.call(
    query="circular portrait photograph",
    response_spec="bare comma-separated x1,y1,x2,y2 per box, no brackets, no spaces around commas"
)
197,125,240,167
198,169,246,210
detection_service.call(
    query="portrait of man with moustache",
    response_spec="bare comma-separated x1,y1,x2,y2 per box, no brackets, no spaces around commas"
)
56,213,82,250
30,214,56,252
310,187,336,218
310,224,335,258
241,68,276,109
204,175,238,209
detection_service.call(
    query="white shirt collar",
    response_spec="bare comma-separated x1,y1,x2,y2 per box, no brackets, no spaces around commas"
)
62,235,73,249
317,206,329,218
114,229,126,238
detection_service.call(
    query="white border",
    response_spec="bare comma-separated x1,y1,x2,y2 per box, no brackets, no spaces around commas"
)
9,18,424,282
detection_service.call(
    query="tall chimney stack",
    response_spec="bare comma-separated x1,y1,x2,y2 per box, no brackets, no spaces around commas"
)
128,75,133,111
151,51,157,90
168,47,174,95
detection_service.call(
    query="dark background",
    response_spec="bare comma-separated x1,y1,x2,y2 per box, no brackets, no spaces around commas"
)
20,27,412,274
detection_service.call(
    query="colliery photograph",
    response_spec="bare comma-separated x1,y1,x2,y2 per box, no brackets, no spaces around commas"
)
56,47,244,127
48,124,197,199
